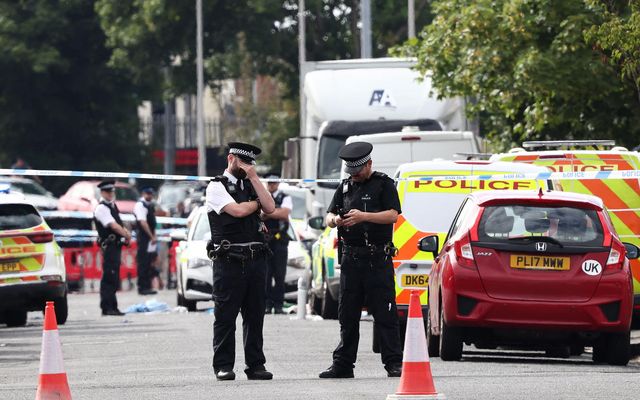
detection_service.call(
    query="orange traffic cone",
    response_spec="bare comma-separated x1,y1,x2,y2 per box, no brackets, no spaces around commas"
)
36,301,72,400
387,290,445,400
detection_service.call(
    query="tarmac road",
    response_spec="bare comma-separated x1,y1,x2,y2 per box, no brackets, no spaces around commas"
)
1,288,640,400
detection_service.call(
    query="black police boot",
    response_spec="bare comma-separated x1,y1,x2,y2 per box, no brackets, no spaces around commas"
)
385,364,403,378
245,365,273,380
318,365,354,379
273,307,285,315
102,309,125,316
215,369,236,381
265,307,273,315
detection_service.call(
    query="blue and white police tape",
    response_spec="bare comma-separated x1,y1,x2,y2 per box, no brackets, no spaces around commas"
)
3,167,640,183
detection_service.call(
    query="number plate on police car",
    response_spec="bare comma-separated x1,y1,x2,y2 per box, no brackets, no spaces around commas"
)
0,262,20,273
401,274,429,287
510,255,570,270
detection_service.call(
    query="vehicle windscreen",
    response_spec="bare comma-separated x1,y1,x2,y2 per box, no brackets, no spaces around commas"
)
403,192,467,232
0,204,43,229
192,214,211,241
478,205,604,246
4,181,49,196
116,187,139,201
289,192,306,220
318,135,346,182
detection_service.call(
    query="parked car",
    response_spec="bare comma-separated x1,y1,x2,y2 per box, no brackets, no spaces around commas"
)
0,177,58,210
58,180,139,214
0,188,68,326
157,181,203,216
174,206,310,311
421,189,639,365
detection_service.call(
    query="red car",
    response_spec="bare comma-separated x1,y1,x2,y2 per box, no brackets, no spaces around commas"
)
420,190,639,365
58,180,139,214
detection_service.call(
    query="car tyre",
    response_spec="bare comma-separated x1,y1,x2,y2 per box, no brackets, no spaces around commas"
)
426,307,440,358
439,304,462,361
320,279,338,320
606,331,630,366
309,290,322,315
5,309,27,327
592,336,607,364
569,343,585,356
54,292,69,325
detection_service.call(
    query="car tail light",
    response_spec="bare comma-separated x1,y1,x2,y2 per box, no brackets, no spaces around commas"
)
453,232,476,269
29,231,54,243
604,239,625,274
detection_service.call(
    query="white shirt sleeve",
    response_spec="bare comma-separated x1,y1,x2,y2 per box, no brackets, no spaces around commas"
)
94,204,116,227
133,201,148,221
280,194,293,211
206,181,235,214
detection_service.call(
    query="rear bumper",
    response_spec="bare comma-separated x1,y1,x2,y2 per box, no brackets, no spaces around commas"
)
0,282,66,312
443,268,633,333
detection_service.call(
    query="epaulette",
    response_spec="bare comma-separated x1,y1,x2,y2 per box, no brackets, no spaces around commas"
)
211,175,228,183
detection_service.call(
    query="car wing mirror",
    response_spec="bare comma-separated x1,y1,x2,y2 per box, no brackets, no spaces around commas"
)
308,216,326,230
623,242,640,260
418,235,439,258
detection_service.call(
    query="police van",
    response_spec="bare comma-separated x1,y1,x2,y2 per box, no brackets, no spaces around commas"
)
490,140,640,321
386,160,555,349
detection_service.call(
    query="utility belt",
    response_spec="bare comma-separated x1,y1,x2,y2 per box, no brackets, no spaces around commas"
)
207,240,272,263
342,242,398,259
98,234,125,249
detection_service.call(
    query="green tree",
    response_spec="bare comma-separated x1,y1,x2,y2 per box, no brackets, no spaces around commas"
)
586,0,640,105
395,0,640,150
0,0,142,194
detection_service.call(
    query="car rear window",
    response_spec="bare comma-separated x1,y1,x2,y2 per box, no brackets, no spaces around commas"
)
478,205,604,246
0,204,43,230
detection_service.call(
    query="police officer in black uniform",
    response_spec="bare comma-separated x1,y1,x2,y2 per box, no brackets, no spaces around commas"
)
319,142,403,379
94,180,132,316
134,187,158,295
205,142,276,381
262,173,293,314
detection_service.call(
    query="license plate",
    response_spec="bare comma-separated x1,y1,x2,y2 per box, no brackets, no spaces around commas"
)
0,262,20,273
401,274,429,287
510,255,570,270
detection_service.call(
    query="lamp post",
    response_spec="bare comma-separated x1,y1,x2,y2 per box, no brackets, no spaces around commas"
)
196,0,206,176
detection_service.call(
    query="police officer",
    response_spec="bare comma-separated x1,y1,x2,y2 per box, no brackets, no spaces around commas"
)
319,142,403,379
206,142,276,381
262,173,293,314
94,180,131,316
134,187,158,296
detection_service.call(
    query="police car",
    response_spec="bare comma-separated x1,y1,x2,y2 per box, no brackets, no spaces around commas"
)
0,185,68,327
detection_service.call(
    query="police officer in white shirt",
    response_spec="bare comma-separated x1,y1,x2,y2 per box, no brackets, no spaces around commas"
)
94,180,131,316
206,142,275,381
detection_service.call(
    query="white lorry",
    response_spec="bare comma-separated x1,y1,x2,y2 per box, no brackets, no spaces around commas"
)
283,57,476,216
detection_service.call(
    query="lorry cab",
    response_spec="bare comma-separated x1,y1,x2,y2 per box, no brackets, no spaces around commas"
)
490,140,640,319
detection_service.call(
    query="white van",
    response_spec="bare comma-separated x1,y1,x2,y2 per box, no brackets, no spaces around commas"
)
342,129,481,177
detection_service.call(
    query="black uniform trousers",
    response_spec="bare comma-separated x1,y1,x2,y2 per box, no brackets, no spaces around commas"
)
265,240,288,310
136,235,152,292
212,255,267,371
332,253,403,369
100,243,122,312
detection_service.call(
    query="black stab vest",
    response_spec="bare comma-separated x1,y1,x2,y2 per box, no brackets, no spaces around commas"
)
207,176,264,244
136,200,156,241
264,192,290,241
338,172,392,245
94,200,123,241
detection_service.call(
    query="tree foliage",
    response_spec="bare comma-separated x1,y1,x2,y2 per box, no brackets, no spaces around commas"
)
0,0,142,193
395,0,640,150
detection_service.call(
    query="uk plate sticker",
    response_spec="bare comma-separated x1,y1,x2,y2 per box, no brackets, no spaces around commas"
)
581,260,602,276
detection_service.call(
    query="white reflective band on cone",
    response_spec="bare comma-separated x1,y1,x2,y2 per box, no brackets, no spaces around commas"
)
403,317,429,362
39,330,65,374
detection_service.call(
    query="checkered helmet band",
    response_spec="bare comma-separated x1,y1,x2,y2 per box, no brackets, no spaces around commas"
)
229,148,257,159
344,154,371,167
